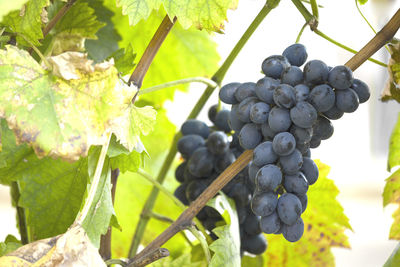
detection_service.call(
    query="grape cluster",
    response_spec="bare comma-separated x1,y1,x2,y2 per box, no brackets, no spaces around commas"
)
174,106,267,255
219,43,370,242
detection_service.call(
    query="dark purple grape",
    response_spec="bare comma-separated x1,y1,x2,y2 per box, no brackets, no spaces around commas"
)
262,55,290,79
328,65,353,90
219,82,241,104
282,43,308,67
181,119,210,138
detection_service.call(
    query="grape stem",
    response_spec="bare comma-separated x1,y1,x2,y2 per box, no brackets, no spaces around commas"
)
42,0,77,37
138,77,219,96
296,23,308,43
11,182,29,245
130,7,400,262
127,248,170,267
128,2,277,257
310,0,319,19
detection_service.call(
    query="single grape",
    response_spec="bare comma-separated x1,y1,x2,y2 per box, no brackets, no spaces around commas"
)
175,161,186,183
244,212,262,236
174,183,189,205
181,119,210,138
312,116,334,140
335,89,359,113
283,172,309,195
328,65,353,90
282,217,304,242
255,164,282,191
303,59,329,85
242,234,267,255
214,151,236,173
309,84,335,112
268,107,292,132
186,180,208,202
239,123,262,150
279,149,303,175
301,157,319,185
260,211,282,234
277,193,302,225
215,109,231,132
261,122,277,140
273,84,296,109
177,134,205,158
184,166,198,182
237,97,259,123
290,125,313,144
290,101,318,128
248,161,260,184
250,102,270,124
251,191,278,217
351,79,370,103
234,82,257,102
282,43,308,67
323,105,344,120
219,82,241,104
309,136,321,149
208,104,218,123
206,131,229,155
187,147,214,177
293,84,310,102
281,66,304,86
255,76,280,104
228,106,244,132
296,193,308,213
272,132,296,156
262,55,291,79
253,141,278,166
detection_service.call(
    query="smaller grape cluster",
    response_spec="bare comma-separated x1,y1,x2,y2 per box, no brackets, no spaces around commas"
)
173,106,267,255
219,43,370,242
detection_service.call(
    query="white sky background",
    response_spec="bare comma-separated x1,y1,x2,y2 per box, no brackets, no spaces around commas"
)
166,0,400,266
0,0,399,266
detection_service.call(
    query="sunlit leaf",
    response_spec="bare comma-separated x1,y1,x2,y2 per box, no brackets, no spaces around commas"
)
0,235,21,257
383,168,400,240
384,243,400,267
150,253,202,267
388,113,400,171
0,0,29,21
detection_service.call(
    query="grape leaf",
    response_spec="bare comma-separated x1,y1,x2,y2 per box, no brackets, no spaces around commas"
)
264,160,351,267
84,0,122,63
111,44,137,76
383,168,400,240
0,0,29,21
150,253,202,267
116,0,237,32
384,243,400,267
1,0,49,46
108,7,219,106
0,235,21,257
382,39,400,103
108,135,142,173
81,147,115,247
357,0,368,4
0,46,155,161
388,113,400,171
241,255,264,267
208,194,241,267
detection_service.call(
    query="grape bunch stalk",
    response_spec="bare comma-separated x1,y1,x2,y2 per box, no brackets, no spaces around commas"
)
174,107,268,256
219,43,370,242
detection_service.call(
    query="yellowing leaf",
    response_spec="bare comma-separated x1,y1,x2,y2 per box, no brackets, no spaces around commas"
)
383,168,400,240
264,160,351,267
0,0,29,21
388,113,400,171
0,46,155,161
0,225,106,266
382,39,400,102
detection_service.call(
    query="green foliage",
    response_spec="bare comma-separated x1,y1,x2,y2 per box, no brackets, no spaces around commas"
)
0,0,29,21
388,113,400,171
0,235,21,257
111,44,137,76
264,161,351,267
84,0,122,63
381,40,400,103
116,0,237,32
208,195,241,267
383,169,400,240
1,0,49,46
357,0,368,5
384,243,400,267
241,255,264,267
108,6,220,106
150,253,202,267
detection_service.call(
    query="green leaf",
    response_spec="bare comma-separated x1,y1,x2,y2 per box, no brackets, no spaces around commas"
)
382,40,400,103
108,7,219,106
1,0,49,46
150,253,202,267
241,255,264,267
116,0,237,32
383,168,400,240
264,160,351,267
0,235,21,257
0,46,154,160
357,0,368,4
84,0,122,63
208,194,241,267
81,147,114,248
388,113,400,171
0,0,29,21
112,44,137,76
384,243,400,267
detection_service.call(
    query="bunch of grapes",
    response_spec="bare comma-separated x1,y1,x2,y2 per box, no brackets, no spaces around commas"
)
219,43,370,242
173,106,267,255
